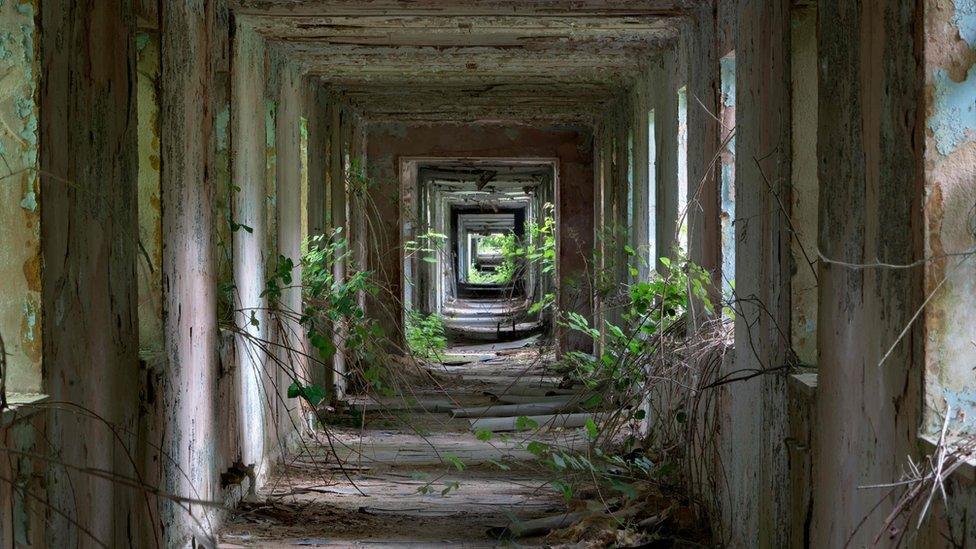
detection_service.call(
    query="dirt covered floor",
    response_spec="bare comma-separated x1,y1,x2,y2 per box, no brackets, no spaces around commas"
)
218,339,708,548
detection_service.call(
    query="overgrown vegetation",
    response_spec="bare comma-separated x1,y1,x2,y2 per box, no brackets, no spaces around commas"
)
405,309,447,360
468,232,519,284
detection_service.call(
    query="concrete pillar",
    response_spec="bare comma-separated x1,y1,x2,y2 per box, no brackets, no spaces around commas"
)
306,85,329,242
231,21,268,470
631,75,652,281
40,1,140,545
158,1,220,544
275,63,307,429
305,84,330,389
725,1,792,545
328,101,348,397
653,50,680,271
349,119,369,315
684,6,722,302
812,1,922,545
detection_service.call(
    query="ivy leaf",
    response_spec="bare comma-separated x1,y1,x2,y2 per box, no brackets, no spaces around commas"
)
286,382,327,407
445,454,465,471
310,333,336,360
583,394,603,408
552,479,573,501
441,481,460,496
302,384,327,406
475,429,494,442
515,415,539,431
526,441,549,457
585,418,600,440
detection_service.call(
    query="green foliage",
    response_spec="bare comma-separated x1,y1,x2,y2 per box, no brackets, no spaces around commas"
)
300,231,383,383
535,445,658,504
254,228,386,400
525,203,557,275
405,310,447,360
261,255,294,301
466,205,555,287
469,231,520,284
555,251,713,422
405,230,448,264
528,292,555,315
515,415,540,431
287,381,327,407
444,454,466,471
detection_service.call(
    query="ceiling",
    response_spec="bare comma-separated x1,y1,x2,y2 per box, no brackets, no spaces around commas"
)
231,0,693,124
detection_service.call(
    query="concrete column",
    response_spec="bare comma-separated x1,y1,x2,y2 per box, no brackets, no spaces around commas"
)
328,101,348,397
306,85,329,242
158,1,220,544
684,6,722,302
653,51,679,271
231,22,268,470
631,76,652,281
349,117,369,314
275,63,307,429
812,1,922,545
726,1,792,545
305,84,330,389
40,1,140,545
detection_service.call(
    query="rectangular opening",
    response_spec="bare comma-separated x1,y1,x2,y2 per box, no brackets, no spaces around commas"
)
647,108,657,271
677,86,689,253
719,52,736,306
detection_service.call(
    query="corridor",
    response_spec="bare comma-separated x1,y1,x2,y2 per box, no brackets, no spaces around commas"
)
1,1,975,547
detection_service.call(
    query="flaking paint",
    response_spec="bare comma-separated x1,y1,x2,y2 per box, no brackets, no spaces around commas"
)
0,0,40,394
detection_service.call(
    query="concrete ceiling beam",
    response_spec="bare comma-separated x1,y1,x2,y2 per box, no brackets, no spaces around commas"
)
231,0,695,17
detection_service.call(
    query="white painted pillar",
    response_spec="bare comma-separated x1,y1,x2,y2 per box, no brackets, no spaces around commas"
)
275,63,307,430
231,22,267,470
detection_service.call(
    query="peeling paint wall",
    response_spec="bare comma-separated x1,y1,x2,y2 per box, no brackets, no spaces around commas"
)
813,1,924,546
0,408,46,547
231,21,270,475
922,0,976,543
789,6,819,367
40,1,141,544
924,0,976,437
136,29,163,358
728,1,793,545
0,0,40,394
274,62,308,432
157,2,224,544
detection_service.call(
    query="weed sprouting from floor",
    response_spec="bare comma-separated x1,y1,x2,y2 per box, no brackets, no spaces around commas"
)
405,310,447,360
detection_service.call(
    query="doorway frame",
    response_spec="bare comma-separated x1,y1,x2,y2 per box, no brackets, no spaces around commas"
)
398,156,561,339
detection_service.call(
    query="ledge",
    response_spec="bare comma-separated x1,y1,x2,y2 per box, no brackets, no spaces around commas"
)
1,393,49,429
788,368,818,400
919,433,976,484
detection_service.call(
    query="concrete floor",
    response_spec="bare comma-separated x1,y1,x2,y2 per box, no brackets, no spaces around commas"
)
218,340,587,548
